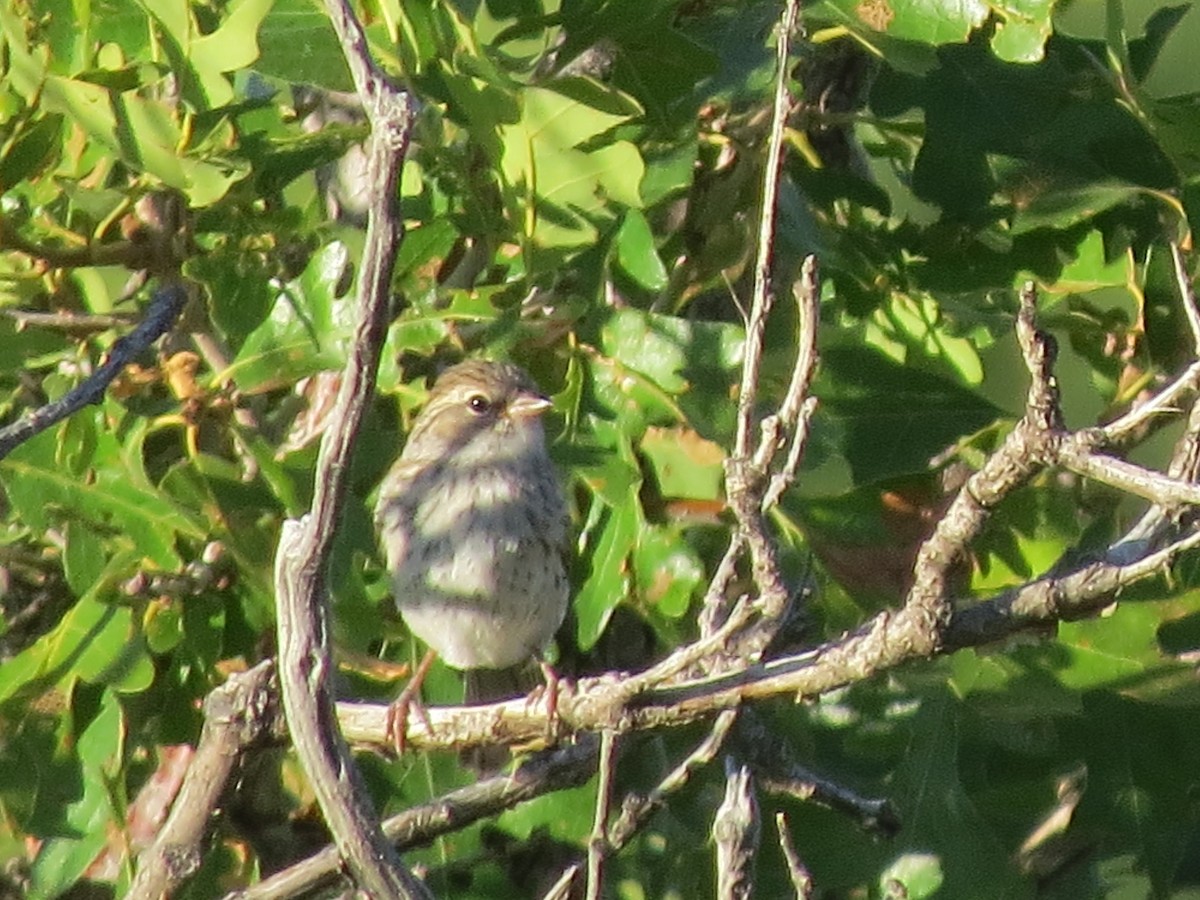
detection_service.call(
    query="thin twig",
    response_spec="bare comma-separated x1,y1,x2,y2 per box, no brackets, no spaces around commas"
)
1171,241,1200,352
756,258,821,491
226,740,598,900
0,216,166,270
586,731,618,900
775,813,813,900
606,710,739,851
699,0,810,663
714,758,759,900
1100,359,1200,444
739,709,898,837
540,864,581,900
0,308,135,333
1058,443,1200,507
733,0,801,460
0,282,188,459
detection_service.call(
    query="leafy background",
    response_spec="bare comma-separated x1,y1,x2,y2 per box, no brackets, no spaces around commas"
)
3,0,1200,896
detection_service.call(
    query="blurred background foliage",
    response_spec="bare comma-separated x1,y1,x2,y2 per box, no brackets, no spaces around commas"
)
3,0,1200,896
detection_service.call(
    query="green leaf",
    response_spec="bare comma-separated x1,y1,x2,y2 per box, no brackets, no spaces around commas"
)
0,4,246,205
63,520,106,599
815,345,1002,484
0,425,204,570
188,249,277,350
632,525,704,620
573,417,642,649
892,693,1026,896
1049,229,1136,293
1069,692,1200,896
639,425,724,501
596,307,744,440
864,292,984,386
144,598,185,655
500,81,645,250
189,0,274,76
0,113,64,188
0,585,153,705
395,219,460,279
574,497,639,650
990,0,1055,63
614,208,668,290
879,853,944,899
224,241,353,392
1011,181,1154,235
809,0,987,47
254,0,353,89
27,689,125,900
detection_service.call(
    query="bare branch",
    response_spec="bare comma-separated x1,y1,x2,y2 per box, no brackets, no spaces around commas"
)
775,813,814,900
0,215,169,270
0,282,188,460
586,732,618,900
733,0,801,461
905,282,1063,649
336,517,1200,751
606,710,739,851
129,661,280,900
738,710,898,837
271,1,425,897
226,740,598,900
759,258,822,504
714,758,759,900
1058,443,1200,507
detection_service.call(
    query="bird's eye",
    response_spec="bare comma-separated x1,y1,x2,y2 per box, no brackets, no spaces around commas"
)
466,394,491,415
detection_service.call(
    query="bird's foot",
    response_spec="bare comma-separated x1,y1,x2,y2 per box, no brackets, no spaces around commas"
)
526,660,573,744
386,649,437,754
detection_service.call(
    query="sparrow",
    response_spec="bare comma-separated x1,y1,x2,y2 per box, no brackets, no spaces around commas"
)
374,359,569,753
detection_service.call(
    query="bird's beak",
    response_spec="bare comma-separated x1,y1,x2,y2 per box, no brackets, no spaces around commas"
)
508,391,553,419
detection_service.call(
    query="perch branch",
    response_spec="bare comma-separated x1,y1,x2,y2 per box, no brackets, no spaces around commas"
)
335,284,1200,751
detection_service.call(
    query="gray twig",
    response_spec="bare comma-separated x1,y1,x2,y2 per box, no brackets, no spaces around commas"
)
774,813,813,899
586,731,618,900
714,758,759,900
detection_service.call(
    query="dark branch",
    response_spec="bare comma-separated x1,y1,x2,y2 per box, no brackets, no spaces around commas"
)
0,282,188,460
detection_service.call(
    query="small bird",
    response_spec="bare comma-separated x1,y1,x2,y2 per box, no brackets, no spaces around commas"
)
374,359,569,753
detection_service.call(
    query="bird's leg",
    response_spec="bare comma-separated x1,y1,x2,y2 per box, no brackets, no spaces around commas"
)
386,648,437,754
528,658,570,743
